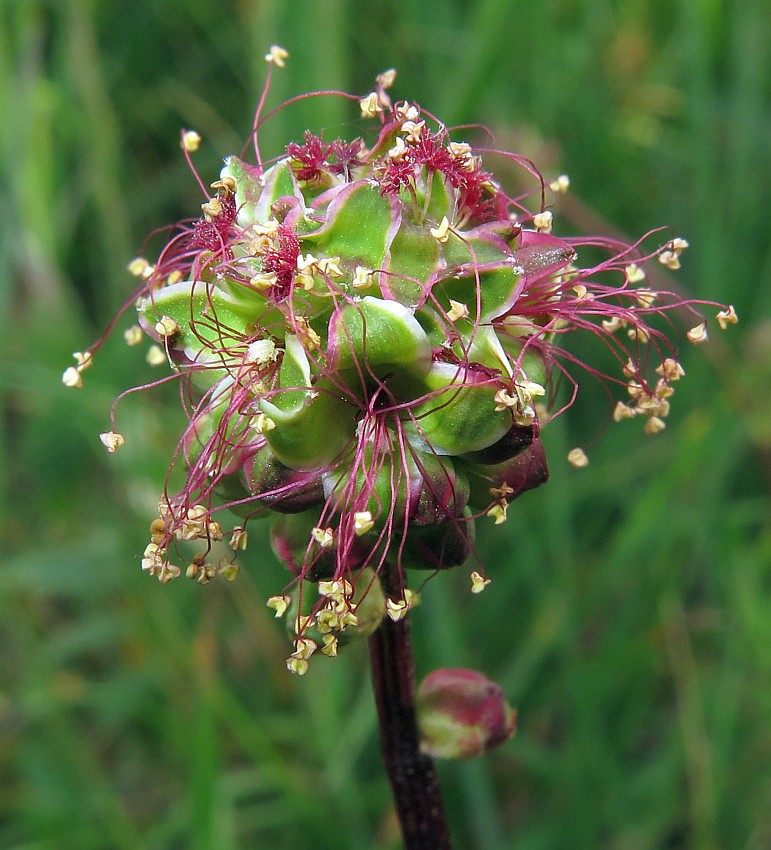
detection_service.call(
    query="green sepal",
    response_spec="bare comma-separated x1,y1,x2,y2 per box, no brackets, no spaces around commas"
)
381,219,440,306
222,156,304,228
322,443,420,532
404,363,512,455
307,181,395,271
328,296,432,378
260,379,356,472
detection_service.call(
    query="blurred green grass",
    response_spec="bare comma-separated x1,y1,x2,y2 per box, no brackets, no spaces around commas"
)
2,0,770,848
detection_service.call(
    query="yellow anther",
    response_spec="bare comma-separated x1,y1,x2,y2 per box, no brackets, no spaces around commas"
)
210,175,237,194
572,284,594,301
62,366,83,389
493,388,518,411
533,210,553,232
388,136,407,161
549,174,570,193
716,305,738,329
219,559,240,581
249,272,278,291
625,263,646,283
429,216,451,243
181,130,201,153
201,197,222,219
293,637,317,660
377,68,397,88
359,92,383,118
229,527,248,551
602,316,625,333
311,526,334,548
486,501,508,525
635,288,658,307
626,325,651,343
644,416,667,434
567,447,589,468
246,338,277,364
448,141,472,159
266,595,291,618
654,379,675,400
447,299,469,322
124,324,143,346
286,657,309,676
321,634,339,657
99,431,125,453
613,401,636,421
686,323,708,344
353,266,373,288
470,570,491,593
146,344,166,366
386,596,410,621
127,257,150,277
317,256,344,278
401,120,425,143
264,45,289,67
73,351,93,371
354,511,375,536
489,482,515,500
253,413,276,434
655,358,685,381
154,315,180,337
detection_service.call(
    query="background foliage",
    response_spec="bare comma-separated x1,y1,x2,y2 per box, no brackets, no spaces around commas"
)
2,1,770,848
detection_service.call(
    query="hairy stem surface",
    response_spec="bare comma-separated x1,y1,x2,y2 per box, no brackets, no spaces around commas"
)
368,570,452,850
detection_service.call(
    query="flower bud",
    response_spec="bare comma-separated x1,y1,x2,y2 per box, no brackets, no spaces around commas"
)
416,668,517,759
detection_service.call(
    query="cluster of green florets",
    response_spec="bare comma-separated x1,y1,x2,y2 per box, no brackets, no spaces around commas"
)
68,54,737,673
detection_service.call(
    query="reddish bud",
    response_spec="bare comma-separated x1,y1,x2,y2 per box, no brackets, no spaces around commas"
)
416,668,517,759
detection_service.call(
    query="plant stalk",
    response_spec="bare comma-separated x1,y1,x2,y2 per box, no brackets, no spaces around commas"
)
368,572,452,850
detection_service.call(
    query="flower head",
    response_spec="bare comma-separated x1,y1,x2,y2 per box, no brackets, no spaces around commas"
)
79,61,735,673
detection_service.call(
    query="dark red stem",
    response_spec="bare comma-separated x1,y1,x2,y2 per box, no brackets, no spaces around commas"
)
368,578,452,849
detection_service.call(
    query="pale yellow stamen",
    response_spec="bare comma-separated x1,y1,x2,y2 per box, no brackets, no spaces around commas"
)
716,305,738,329
613,401,636,421
470,571,491,593
99,431,125,453
388,136,407,161
644,416,667,434
124,324,143,346
655,358,685,381
62,366,83,389
377,69,397,89
266,595,291,618
533,210,553,232
181,130,201,153
127,257,150,277
311,526,334,548
154,316,180,337
567,447,589,468
201,198,222,220
430,216,451,243
447,299,470,322
146,345,166,366
229,527,248,551
353,511,375,536
359,92,383,118
353,266,373,288
264,45,289,67
253,413,276,434
486,501,508,525
686,323,708,344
